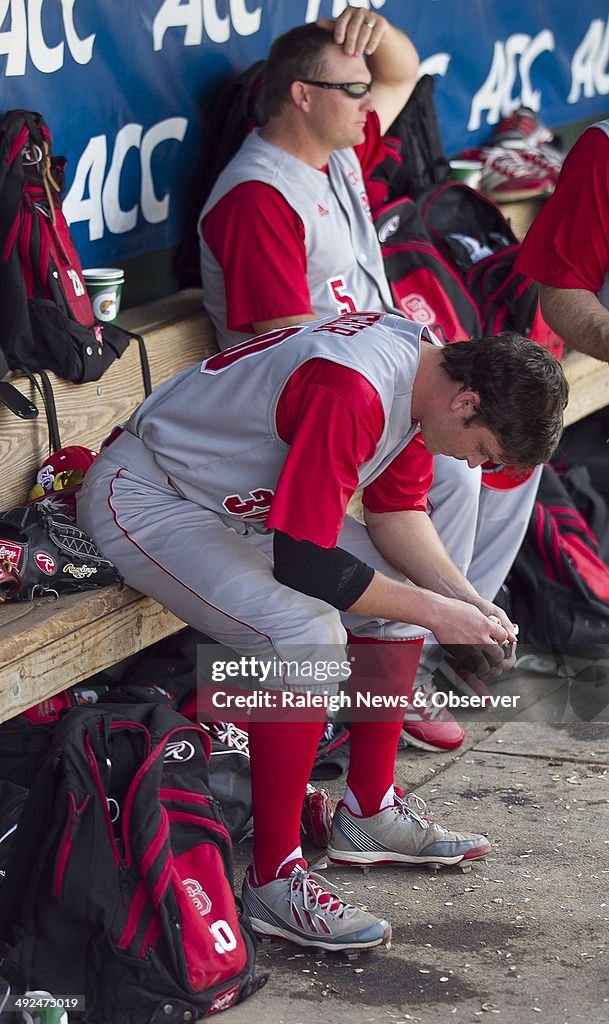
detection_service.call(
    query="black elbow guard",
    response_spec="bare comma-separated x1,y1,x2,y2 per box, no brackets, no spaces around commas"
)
273,530,374,610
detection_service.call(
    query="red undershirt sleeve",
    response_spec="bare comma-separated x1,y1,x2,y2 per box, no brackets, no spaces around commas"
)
363,431,434,514
265,361,385,547
201,182,312,331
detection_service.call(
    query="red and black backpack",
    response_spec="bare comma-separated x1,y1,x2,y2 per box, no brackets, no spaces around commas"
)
0,702,266,1022
417,180,564,359
508,464,609,649
0,109,149,390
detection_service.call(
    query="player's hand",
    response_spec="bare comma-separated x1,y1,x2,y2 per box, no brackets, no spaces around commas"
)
317,6,388,56
432,598,511,679
477,601,519,673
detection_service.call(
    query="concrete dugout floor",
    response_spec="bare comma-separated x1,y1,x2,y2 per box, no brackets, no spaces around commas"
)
225,674,609,1024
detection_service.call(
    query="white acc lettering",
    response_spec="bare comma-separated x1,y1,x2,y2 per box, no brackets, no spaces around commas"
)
568,16,609,103
63,118,188,241
418,52,451,79
152,0,262,50
304,0,385,21
0,0,95,77
468,30,555,131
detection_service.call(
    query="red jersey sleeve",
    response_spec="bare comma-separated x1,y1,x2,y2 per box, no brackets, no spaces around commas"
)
516,127,609,293
363,431,434,514
201,182,312,331
354,110,386,179
266,360,385,547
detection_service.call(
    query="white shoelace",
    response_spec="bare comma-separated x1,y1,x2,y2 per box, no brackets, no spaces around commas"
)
396,791,451,836
289,866,357,921
412,674,442,721
483,147,542,180
212,721,250,755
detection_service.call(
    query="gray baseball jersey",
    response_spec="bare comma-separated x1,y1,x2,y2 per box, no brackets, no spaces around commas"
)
199,129,394,350
127,311,424,519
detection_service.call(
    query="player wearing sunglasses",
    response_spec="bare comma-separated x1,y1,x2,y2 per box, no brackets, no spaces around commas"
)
200,6,418,350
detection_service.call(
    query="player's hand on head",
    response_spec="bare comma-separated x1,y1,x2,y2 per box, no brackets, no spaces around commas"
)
317,6,387,56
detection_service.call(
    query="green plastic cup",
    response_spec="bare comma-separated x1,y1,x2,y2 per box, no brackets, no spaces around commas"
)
449,159,484,188
82,267,125,323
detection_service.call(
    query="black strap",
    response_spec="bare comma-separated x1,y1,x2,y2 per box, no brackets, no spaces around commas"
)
133,331,152,397
21,368,62,452
0,379,39,420
101,323,152,397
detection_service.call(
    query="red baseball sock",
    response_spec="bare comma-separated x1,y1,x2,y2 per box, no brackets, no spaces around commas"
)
345,635,423,818
248,716,324,886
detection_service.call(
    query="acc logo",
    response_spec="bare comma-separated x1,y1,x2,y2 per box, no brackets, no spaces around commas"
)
377,214,400,244
163,739,196,763
0,542,22,565
183,878,212,916
399,294,435,326
35,550,56,575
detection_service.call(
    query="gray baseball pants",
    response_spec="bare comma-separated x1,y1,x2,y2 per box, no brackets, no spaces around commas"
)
77,430,427,696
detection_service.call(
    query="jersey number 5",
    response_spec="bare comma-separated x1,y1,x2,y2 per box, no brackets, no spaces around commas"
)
327,276,357,314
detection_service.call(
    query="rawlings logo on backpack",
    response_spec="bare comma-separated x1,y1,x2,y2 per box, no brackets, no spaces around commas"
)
0,703,266,1022
0,109,149,389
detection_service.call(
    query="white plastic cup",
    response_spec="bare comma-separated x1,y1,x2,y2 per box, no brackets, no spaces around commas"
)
82,267,125,323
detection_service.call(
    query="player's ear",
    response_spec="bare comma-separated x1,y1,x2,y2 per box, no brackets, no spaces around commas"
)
450,389,480,416
290,80,312,111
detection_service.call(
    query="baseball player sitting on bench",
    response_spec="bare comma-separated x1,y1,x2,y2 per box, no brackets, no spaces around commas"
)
198,6,544,745
78,311,567,952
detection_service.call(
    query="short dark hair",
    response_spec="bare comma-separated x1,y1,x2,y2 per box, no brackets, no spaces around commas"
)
440,333,568,467
262,24,335,117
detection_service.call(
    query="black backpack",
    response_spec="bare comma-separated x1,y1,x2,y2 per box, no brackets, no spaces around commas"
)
0,781,28,891
508,465,609,651
368,74,451,201
417,181,564,358
0,703,266,1022
373,182,563,359
0,110,150,391
175,62,267,288
373,196,482,343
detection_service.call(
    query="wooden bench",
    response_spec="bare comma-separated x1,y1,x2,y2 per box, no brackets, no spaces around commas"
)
0,289,217,723
0,291,607,723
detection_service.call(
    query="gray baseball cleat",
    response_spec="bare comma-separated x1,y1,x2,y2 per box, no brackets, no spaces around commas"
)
327,793,491,869
242,860,392,951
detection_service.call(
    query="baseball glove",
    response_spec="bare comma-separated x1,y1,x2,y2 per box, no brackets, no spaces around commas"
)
0,496,122,602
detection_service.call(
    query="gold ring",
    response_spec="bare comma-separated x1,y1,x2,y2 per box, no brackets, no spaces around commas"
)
365,20,375,28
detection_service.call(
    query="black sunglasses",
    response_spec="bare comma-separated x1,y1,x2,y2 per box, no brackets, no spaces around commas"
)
300,80,372,98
